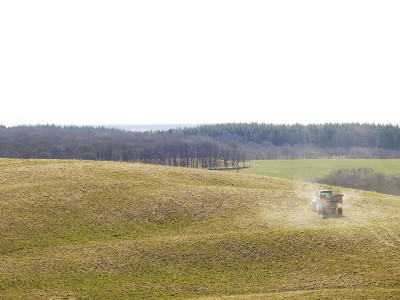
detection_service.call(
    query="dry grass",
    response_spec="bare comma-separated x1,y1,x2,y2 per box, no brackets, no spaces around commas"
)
1,158,400,299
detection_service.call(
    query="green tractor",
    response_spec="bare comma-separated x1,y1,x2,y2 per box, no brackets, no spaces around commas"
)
311,189,343,218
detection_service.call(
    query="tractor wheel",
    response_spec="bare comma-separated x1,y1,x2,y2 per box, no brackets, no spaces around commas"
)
338,207,343,216
322,208,327,219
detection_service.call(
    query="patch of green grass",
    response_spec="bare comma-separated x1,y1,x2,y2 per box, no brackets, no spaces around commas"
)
1,158,400,299
235,159,400,180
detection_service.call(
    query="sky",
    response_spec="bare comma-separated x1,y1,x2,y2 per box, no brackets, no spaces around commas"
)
1,1,399,126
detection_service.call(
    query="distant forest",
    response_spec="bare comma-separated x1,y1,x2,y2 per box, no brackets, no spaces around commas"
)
1,123,400,167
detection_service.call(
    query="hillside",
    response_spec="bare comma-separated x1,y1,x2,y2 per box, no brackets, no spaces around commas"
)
1,159,400,299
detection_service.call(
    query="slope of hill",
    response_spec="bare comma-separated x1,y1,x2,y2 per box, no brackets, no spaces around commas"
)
1,159,400,299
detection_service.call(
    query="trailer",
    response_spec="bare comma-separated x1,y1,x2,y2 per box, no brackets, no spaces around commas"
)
311,189,343,218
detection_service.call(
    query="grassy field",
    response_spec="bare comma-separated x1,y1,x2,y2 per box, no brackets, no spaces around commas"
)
1,158,400,299
234,159,400,180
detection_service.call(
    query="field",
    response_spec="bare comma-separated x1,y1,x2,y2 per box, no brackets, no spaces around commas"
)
1,159,400,299
235,159,400,180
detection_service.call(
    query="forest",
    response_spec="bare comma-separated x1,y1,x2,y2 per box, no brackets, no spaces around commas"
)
1,123,400,167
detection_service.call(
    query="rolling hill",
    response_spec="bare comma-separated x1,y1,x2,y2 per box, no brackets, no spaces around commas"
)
1,159,400,299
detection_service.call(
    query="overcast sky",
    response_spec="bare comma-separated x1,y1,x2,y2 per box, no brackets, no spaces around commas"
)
1,1,399,126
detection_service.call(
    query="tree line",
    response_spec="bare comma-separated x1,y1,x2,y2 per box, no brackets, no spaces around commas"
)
0,125,243,168
180,122,400,149
179,123,400,159
1,123,400,166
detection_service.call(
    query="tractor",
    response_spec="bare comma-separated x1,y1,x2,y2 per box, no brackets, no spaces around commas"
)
311,189,343,218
